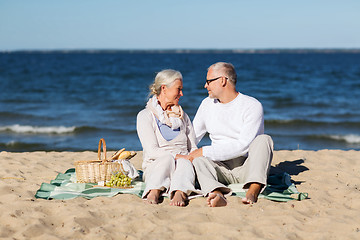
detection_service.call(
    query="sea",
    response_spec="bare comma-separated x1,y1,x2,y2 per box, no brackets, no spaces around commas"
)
1,50,360,152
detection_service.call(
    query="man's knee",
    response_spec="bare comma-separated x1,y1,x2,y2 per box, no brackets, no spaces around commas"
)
252,134,274,150
192,156,209,170
192,157,202,168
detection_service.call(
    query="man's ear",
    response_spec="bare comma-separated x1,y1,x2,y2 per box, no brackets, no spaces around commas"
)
221,77,227,87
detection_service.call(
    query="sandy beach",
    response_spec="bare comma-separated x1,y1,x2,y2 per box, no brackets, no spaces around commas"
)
0,150,359,239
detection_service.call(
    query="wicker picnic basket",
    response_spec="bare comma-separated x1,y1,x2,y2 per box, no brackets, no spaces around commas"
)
74,138,124,183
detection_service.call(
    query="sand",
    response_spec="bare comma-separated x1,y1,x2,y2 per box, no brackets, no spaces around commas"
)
0,150,359,239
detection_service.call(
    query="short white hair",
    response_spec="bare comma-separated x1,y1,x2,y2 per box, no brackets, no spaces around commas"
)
208,62,237,85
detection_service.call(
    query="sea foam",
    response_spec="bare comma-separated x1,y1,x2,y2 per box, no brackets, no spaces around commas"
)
0,124,76,134
329,134,360,144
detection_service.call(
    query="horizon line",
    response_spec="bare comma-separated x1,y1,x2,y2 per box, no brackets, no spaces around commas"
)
2,48,360,54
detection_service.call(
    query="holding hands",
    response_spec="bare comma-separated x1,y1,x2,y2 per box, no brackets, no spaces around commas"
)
175,148,203,162
175,154,194,162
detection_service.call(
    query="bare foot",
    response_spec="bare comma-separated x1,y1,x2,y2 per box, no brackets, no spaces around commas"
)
242,182,263,204
145,189,161,204
207,191,227,207
170,190,187,207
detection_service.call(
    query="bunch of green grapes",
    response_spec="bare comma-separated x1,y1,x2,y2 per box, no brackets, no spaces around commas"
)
105,172,132,187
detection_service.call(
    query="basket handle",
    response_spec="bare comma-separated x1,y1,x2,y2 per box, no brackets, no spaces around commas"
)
97,138,107,163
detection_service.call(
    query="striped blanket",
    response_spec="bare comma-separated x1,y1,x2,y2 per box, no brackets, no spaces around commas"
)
35,168,308,202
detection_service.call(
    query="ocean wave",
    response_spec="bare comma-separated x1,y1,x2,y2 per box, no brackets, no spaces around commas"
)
303,134,360,144
0,124,136,135
0,124,76,134
265,119,360,127
0,141,47,152
0,111,41,120
328,134,360,144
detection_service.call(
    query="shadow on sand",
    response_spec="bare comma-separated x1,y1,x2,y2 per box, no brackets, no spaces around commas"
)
270,159,309,185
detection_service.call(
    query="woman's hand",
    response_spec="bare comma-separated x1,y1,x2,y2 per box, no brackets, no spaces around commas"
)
189,148,203,159
175,154,194,162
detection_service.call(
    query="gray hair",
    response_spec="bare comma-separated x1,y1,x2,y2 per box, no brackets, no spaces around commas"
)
208,62,237,85
149,69,183,96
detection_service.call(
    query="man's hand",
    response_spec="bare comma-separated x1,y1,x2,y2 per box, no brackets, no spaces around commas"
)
175,148,203,162
175,154,194,162
189,148,203,160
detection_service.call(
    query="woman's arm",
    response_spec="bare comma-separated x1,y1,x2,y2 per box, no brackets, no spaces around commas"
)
184,113,198,153
136,109,173,160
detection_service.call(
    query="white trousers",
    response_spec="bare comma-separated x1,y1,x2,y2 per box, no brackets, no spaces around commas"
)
192,134,274,195
142,154,199,199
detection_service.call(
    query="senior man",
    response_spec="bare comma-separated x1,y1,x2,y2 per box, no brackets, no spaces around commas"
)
190,62,274,207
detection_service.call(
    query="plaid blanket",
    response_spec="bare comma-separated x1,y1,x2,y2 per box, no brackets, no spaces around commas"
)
35,168,308,202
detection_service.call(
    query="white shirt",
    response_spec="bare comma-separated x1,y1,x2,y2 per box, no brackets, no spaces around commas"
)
193,93,264,161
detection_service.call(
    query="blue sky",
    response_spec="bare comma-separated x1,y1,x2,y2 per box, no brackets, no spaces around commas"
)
1,0,359,50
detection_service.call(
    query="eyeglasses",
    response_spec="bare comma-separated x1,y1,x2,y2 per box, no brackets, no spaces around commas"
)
205,76,228,85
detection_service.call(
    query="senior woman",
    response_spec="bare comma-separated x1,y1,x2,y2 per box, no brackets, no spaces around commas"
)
136,69,198,207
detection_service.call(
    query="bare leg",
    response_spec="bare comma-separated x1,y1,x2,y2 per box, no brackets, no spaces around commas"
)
242,182,263,204
207,190,227,207
145,189,161,204
169,190,188,207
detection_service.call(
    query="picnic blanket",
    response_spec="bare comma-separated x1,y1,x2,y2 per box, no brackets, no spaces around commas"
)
35,168,308,202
